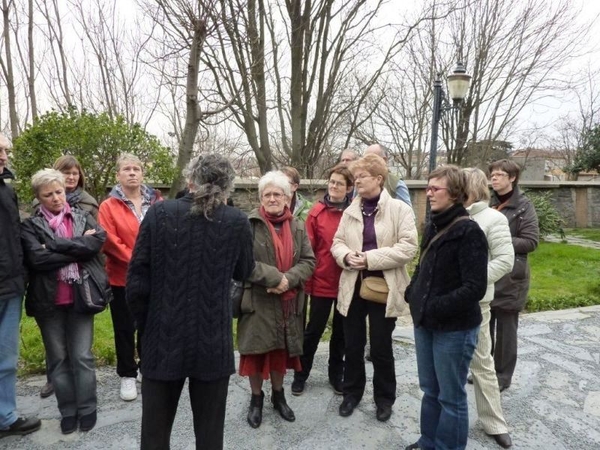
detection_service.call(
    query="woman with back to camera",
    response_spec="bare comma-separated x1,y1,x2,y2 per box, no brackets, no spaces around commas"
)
291,164,354,397
237,170,315,429
331,153,418,422
127,154,255,450
405,165,488,450
21,169,108,434
464,167,515,449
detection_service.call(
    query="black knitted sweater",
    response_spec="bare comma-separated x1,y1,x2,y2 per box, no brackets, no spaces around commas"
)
126,196,255,381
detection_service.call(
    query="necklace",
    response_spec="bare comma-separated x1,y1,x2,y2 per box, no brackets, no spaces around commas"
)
361,204,378,217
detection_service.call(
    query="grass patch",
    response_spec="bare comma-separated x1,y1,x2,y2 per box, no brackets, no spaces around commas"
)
19,309,115,376
526,242,600,312
17,240,600,374
565,228,600,242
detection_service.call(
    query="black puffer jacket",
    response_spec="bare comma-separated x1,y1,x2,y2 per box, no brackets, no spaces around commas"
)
0,168,25,301
126,197,255,382
490,188,539,312
21,209,107,318
406,204,488,331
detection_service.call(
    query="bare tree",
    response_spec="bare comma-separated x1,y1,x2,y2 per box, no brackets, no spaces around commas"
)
140,0,234,196
444,0,590,165
0,0,19,137
200,0,428,176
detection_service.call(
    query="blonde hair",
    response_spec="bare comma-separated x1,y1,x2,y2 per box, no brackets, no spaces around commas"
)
116,153,143,172
349,153,388,188
463,167,491,203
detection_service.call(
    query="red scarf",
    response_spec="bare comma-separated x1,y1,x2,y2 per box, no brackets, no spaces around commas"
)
259,206,297,318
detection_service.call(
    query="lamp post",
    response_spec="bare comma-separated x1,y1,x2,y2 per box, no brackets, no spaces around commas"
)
428,62,472,175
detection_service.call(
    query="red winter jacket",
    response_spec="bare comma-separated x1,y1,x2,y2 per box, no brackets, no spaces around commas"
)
98,186,162,286
304,200,346,298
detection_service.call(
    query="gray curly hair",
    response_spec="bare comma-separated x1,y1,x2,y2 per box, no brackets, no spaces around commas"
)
184,153,236,219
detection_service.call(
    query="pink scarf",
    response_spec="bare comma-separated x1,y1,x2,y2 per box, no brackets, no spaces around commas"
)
40,202,80,283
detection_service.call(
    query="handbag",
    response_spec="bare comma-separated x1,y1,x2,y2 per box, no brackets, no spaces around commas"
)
231,279,244,318
359,274,389,304
74,269,112,314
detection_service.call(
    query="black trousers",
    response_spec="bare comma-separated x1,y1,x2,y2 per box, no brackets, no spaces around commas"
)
141,375,230,450
110,286,141,378
489,308,519,388
342,287,396,407
295,296,344,383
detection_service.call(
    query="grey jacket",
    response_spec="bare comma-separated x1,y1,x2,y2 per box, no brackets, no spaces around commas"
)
236,209,315,357
490,188,539,311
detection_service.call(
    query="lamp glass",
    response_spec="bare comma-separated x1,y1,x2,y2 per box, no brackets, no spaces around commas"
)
447,73,471,101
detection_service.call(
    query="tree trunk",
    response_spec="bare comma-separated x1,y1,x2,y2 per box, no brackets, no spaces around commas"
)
1,0,19,138
169,18,207,197
28,0,37,120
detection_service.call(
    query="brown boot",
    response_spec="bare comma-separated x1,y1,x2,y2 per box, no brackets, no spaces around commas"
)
247,391,264,428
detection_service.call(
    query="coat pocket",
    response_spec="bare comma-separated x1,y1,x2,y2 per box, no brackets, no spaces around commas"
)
511,256,528,281
240,284,255,315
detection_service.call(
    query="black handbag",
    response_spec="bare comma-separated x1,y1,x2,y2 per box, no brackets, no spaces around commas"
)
74,269,112,314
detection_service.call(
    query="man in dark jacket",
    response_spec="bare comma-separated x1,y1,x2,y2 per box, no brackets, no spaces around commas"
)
488,159,539,392
0,134,41,437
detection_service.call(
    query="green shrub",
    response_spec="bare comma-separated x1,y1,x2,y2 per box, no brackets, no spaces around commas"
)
525,190,565,238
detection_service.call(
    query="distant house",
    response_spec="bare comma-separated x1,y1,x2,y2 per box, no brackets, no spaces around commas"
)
512,148,570,181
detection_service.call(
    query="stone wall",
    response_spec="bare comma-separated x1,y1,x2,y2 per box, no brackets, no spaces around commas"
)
158,179,600,228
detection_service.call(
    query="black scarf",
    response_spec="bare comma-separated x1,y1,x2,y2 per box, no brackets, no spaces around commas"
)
421,203,468,251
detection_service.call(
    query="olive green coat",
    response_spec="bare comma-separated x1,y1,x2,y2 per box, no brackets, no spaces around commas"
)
236,209,315,357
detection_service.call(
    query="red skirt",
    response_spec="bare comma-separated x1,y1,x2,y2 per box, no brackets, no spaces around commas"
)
239,349,302,380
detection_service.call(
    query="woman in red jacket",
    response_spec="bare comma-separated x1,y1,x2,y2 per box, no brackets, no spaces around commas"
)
291,164,354,396
98,154,161,402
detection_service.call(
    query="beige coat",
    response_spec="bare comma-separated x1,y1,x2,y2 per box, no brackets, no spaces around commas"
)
331,189,418,318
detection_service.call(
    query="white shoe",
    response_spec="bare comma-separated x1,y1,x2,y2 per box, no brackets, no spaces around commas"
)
120,377,138,401
136,372,142,383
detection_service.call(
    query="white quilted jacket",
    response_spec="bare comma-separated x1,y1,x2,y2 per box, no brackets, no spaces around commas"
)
331,189,418,318
466,201,515,304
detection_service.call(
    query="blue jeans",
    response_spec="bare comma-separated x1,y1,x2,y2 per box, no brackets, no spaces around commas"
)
0,296,22,429
414,326,479,450
36,308,96,418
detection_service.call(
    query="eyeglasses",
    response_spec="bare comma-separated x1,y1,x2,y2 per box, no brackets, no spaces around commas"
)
262,192,284,200
490,172,509,179
425,185,448,194
328,180,347,188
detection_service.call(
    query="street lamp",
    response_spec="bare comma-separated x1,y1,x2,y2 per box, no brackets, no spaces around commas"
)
428,62,472,175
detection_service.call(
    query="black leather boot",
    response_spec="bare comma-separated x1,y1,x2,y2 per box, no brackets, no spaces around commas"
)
247,391,264,428
271,388,295,422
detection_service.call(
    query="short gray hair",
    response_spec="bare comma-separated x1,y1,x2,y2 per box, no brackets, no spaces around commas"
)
116,153,143,172
31,168,65,196
258,171,291,199
184,153,236,218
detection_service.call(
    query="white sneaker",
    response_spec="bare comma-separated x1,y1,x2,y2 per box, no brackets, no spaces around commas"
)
136,372,142,383
120,377,138,401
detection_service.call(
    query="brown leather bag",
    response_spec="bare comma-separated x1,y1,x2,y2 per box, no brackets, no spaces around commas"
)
359,274,389,304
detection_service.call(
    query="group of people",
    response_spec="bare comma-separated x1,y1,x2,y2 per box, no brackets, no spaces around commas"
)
0,131,539,450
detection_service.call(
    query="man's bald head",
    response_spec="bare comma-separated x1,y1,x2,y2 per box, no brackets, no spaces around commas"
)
365,144,388,162
0,134,10,171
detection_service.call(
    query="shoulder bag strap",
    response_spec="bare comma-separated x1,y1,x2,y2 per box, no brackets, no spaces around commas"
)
419,216,470,264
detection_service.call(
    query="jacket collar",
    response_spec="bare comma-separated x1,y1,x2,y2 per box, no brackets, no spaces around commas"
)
466,200,489,216
0,167,15,181
345,188,392,222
